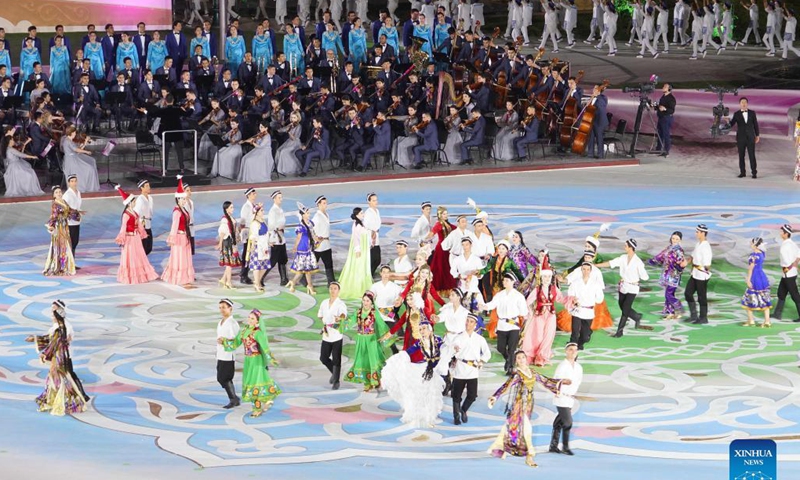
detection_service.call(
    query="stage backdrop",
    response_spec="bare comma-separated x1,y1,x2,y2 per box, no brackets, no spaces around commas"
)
0,0,172,34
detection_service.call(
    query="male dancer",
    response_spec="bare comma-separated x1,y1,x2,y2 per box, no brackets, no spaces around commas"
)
480,272,529,376
441,215,478,266
370,265,403,354
216,298,241,409
598,239,651,337
450,313,491,425
411,201,433,246
239,188,258,284
312,195,336,285
266,190,289,286
682,224,712,324
567,262,605,349
62,174,85,268
392,240,414,288
774,224,800,322
318,282,347,390
450,237,485,295
550,342,583,455
434,288,469,396
134,179,154,255
364,192,382,275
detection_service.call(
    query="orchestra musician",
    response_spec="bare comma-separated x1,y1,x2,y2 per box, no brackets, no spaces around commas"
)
359,111,393,171
411,111,438,170
301,66,322,93
73,73,102,134
175,70,198,95
72,58,95,86
459,108,486,164
443,104,464,164
119,57,140,89
214,69,234,98
333,107,365,167
155,56,178,89
377,59,399,87
259,64,286,94
109,72,137,135
337,61,356,92
296,117,331,176
138,70,161,105
237,52,258,92
467,73,490,113
494,100,520,161
586,83,609,159
29,111,60,172
513,105,541,161
188,44,208,78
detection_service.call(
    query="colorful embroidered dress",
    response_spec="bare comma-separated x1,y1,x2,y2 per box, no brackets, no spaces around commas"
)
290,220,318,273
343,306,390,387
742,250,772,310
222,323,281,411
648,243,685,315
43,200,76,276
35,325,88,416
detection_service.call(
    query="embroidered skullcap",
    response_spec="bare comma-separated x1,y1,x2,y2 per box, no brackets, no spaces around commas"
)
137,179,149,188
496,239,511,250
244,187,256,196
421,201,432,209
467,313,480,323
696,224,709,233
471,218,483,226
583,249,596,257
251,309,262,319
626,238,638,250
67,174,77,181
565,342,578,349
503,272,517,282
781,224,793,235
270,190,281,199
51,185,61,192
366,192,377,201
53,299,66,309
420,320,433,328
315,195,326,205
220,298,234,307
457,214,467,221
581,261,593,267
363,290,376,300
585,236,599,248
452,287,465,299
329,281,341,288
461,236,473,244
379,264,392,271
395,240,409,247
752,237,765,250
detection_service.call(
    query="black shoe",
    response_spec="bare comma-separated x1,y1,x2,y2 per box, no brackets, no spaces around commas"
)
752,174,757,179
453,404,462,425
299,171,307,177
460,408,468,423
792,318,800,323
332,380,340,390
738,173,746,178
610,331,623,338
355,165,365,172
549,445,562,453
462,159,473,165
75,266,82,270
240,276,253,285
562,448,575,456
692,318,709,325
412,163,425,170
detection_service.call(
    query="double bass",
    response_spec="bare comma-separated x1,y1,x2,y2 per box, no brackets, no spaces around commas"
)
559,70,585,148
571,79,610,155
514,47,545,91
533,58,558,121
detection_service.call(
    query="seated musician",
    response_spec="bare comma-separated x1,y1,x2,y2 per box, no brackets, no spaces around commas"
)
155,56,178,89
274,52,290,81
387,90,408,116
513,104,540,161
474,36,492,69
531,64,553,95
422,62,437,85
267,97,285,132
467,73,490,113
316,83,335,119
30,78,49,106
359,111,393,170
237,52,258,92
343,75,364,103
199,97,227,135
301,66,321,93
109,72,136,134
296,116,330,176
404,72,422,106
333,107,365,167
183,89,204,125
176,71,197,94
73,73,102,134
226,81,245,113
459,108,486,164
411,111,439,169
195,58,215,98
120,57,140,89
372,78,390,114
247,85,270,122
28,62,52,91
29,111,60,171
377,59,398,87
259,64,285,94
188,44,207,78
494,100,520,161
337,61,356,92
0,77,14,124
0,65,10,85
72,58,94,86
393,104,419,168
318,48,338,69
510,55,537,94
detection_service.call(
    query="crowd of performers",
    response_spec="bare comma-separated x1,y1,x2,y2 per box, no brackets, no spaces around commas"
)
28,179,800,465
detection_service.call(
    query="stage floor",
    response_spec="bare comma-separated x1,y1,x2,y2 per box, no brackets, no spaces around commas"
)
1,140,799,479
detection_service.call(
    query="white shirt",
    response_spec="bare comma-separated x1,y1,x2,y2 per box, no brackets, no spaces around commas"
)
438,303,468,345
411,214,431,244
568,274,605,319
608,253,649,294
369,280,402,310
312,210,331,252
268,204,286,245
743,110,749,123
216,316,240,361
749,4,759,21
780,238,799,278
62,188,82,226
133,193,154,229
393,255,413,286
785,17,797,40
451,330,491,379
441,227,478,257
483,288,528,331
450,252,484,293
566,264,605,289
319,297,347,343
363,207,381,246
690,240,713,281
473,232,495,259
553,359,583,409
238,200,256,241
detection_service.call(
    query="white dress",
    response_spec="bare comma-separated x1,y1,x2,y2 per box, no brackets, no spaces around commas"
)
237,134,274,183
275,124,302,175
381,350,445,428
493,110,519,161
60,138,100,192
210,130,242,179
3,147,44,197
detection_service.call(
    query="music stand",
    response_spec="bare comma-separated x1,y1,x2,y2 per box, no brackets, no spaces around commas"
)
393,63,413,74
172,89,188,103
208,133,227,148
313,66,333,81
432,52,450,64
100,140,118,186
195,75,214,97
153,74,169,89
2,96,23,123
106,91,127,106
90,78,106,92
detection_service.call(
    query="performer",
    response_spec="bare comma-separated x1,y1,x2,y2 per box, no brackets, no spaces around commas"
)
433,288,469,394
479,240,523,337
683,224,713,325
134,180,154,256
522,268,567,366
557,231,614,332
216,202,242,289
391,240,414,288
319,282,348,390
238,188,258,285
386,263,445,350
210,118,243,179
263,191,289,287
597,239,650,337
287,203,319,293
114,185,158,284
648,231,685,319
43,186,76,277
61,126,100,193
216,299,241,409
311,195,336,285
161,178,195,287
364,193,382,275
480,272,529,375
774,225,800,322
567,262,605,350
549,342,583,455
654,83,676,157
343,291,391,391
450,236,485,296
238,122,274,183
220,309,281,417
741,237,772,327
62,175,85,265
451,313,491,425
423,206,458,291
247,205,271,292
494,100,520,161
338,207,374,299
508,230,538,289
729,97,760,178
370,265,403,353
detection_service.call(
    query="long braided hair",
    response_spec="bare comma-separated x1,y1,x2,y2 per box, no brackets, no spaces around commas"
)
223,201,237,246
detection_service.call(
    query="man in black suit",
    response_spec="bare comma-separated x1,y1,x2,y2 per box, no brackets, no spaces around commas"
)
140,94,189,173
729,97,760,178
133,23,151,69
109,72,136,134
29,112,60,171
73,73,102,133
137,70,160,105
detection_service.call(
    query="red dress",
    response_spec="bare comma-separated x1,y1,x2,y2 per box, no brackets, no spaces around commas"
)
429,221,457,291
390,275,445,362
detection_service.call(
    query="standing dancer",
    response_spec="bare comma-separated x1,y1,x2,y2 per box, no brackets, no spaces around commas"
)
370,265,403,354
312,195,336,285
549,343,583,456
522,268,567,366
738,0,761,46
774,225,800,322
411,201,433,246
387,264,445,352
434,288,469,396
220,309,281,418
425,206,459,293
62,175,85,268
216,299,241,409
597,239,650,337
287,203,319,294
648,231,685,319
487,350,566,467
266,190,289,287
161,177,195,287
319,282,348,390
184,183,196,255
114,186,158,284
481,272,529,376
134,179,155,255
683,224,713,325
567,262,604,350
364,192,382,276
509,231,538,296
479,240,523,338
43,186,76,277
247,206,271,292
585,0,604,43
742,237,772,327
450,237,485,296
391,240,414,288
451,314,491,425
239,188,258,285
338,207,374,299
216,202,242,290
344,291,391,392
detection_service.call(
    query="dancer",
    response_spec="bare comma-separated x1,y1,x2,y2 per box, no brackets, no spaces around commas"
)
648,231,686,319
549,343,583,456
567,262,604,350
312,195,336,285
287,203,319,294
319,282,348,390
481,272,529,375
114,186,158,284
220,309,281,417
450,236,485,296
62,175,85,265
391,240,414,288
386,264,445,353
434,288,469,396
216,202,243,289
683,224,713,324
216,299,241,409
266,190,290,287
522,268,567,366
411,201,433,246
487,350,566,467
451,314,491,425
161,177,195,287
774,225,800,322
43,186,76,277
338,207,374,299
343,291,390,391
425,206,458,292
134,179,155,256
61,126,100,193
364,193,382,276
239,188,258,284
597,238,651,337
247,206,271,292
557,231,614,332
742,237,772,327
480,240,523,338
370,265,403,353
472,218,495,260
508,230,538,295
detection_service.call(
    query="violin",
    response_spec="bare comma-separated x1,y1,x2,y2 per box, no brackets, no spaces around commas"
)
459,117,479,129
411,119,430,133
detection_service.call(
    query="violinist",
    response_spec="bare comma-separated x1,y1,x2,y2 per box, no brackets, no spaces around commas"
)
333,108,365,168
494,100,520,161
513,105,540,161
259,64,285,95
443,104,465,163
198,98,228,160
394,104,420,168
404,71,422,106
120,57,140,89
109,72,136,135
296,117,331,176
459,108,486,165
586,83,609,159
359,111,393,171
372,78,390,113
343,75,364,104
29,111,60,172
456,30,478,63
73,73,102,134
213,68,234,99
182,90,204,125
137,70,161,106
467,73,490,113
387,91,408,116
315,83,335,118
210,117,243,179
267,97,285,132
29,78,49,107
247,85,270,121
336,61,356,92
227,83,245,114
411,111,438,170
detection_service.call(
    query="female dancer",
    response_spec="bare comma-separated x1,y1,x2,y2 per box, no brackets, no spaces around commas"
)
61,125,100,193
50,36,71,95
146,31,167,71
343,291,390,392
424,206,458,292
43,186,76,277
338,208,373,300
34,309,88,416
493,101,520,161
348,18,368,73
287,203,318,294
161,177,195,287
216,201,242,289
508,230,539,296
521,268,568,366
275,112,302,175
2,130,43,197
742,237,772,327
648,231,685,319
480,240,523,338
247,206,271,292
220,309,281,417
393,105,420,168
114,186,158,284
443,105,463,164
210,118,243,179
238,121,274,183
487,350,568,467
386,264,445,353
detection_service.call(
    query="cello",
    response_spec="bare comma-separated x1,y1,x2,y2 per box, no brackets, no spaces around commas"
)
571,79,610,155
533,58,557,120
559,69,585,148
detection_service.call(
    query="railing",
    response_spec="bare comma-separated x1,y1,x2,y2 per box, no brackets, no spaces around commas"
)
160,129,198,177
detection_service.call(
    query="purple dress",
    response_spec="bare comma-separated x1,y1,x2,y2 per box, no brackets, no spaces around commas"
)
741,250,771,310
649,244,685,315
509,244,538,297
290,220,318,273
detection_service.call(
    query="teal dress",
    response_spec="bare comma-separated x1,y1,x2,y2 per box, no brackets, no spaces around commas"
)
434,23,450,53
379,26,400,57
343,308,390,387
84,42,105,78
49,46,71,94
146,40,167,71
225,35,246,78
252,34,274,72
413,24,433,57
283,33,305,74
348,28,367,73
322,31,345,58
190,36,211,59
0,49,11,70
116,42,139,70
20,47,41,79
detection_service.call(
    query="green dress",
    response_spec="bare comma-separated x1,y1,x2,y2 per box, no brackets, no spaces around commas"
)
223,324,281,409
343,308,390,387
338,223,374,300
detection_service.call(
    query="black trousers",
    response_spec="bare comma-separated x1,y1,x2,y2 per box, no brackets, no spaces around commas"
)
68,225,80,256
216,360,235,388
737,137,757,175
142,228,153,255
314,249,335,284
496,329,520,370
570,316,593,349
319,339,343,373
617,292,638,329
777,276,800,315
240,240,250,278
451,378,478,411
553,406,573,433
684,277,708,305
370,245,381,276
164,140,185,171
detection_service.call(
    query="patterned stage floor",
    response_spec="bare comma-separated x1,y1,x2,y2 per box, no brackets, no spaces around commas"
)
1,161,799,479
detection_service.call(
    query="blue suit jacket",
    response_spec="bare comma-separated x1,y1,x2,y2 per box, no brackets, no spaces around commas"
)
101,35,121,67
165,32,187,62
403,21,416,48
470,86,490,113
561,87,583,109
466,117,486,143
132,34,151,67
312,128,331,157
522,118,540,140
418,122,439,149
202,30,218,58
591,94,609,129
372,122,392,150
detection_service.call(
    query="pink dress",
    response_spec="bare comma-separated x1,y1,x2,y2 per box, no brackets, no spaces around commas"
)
115,210,158,284
161,207,195,285
521,284,567,366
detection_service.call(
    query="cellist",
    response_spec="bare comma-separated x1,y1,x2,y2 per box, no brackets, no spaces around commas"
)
585,83,609,159
557,75,583,152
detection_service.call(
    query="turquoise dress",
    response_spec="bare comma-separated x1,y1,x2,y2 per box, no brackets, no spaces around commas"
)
190,36,210,59
379,26,400,57
116,42,139,70
413,24,433,57
434,23,450,53
252,34,274,72
283,33,305,74
84,42,105,78
741,250,772,311
146,40,167,71
348,28,368,73
322,31,345,58
225,35,246,78
0,49,10,70
49,46,71,94
20,47,41,79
